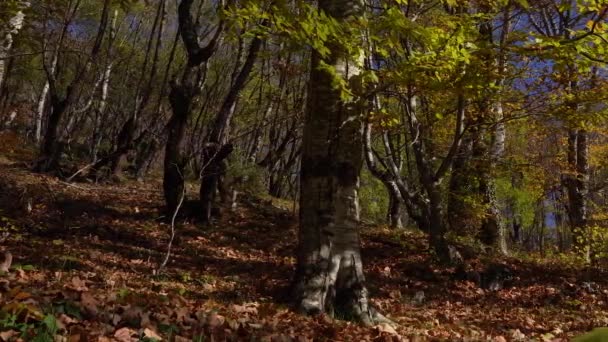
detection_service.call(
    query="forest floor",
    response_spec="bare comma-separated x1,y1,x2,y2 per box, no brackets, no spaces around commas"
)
1,131,608,341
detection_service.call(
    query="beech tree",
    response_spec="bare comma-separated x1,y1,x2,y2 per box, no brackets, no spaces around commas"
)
291,0,381,323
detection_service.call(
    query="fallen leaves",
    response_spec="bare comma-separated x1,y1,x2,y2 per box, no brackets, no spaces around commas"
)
1,161,608,341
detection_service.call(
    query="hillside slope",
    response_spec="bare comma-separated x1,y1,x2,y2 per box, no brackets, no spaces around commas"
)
0,134,607,341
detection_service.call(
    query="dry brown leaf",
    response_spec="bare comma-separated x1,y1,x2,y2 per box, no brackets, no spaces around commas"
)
0,330,18,342
232,303,258,315
140,311,152,329
15,269,27,281
59,313,79,325
174,306,190,323
122,305,144,324
80,292,99,316
511,329,526,341
375,323,399,336
67,334,81,342
206,312,225,328
143,328,162,341
12,291,32,300
67,276,88,292
114,327,136,342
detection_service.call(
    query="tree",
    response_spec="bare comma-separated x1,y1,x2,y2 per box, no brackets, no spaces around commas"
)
448,2,511,254
163,0,223,213
34,0,112,172
0,1,30,92
523,0,608,260
199,20,265,223
291,0,379,323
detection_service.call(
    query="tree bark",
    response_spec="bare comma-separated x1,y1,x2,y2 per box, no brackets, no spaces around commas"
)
35,54,57,144
200,27,264,223
91,9,118,161
164,82,192,213
0,1,29,90
35,0,110,172
386,187,403,229
163,0,223,213
565,128,589,260
478,100,507,254
292,0,377,324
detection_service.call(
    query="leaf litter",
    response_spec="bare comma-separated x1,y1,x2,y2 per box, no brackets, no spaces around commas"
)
0,156,607,340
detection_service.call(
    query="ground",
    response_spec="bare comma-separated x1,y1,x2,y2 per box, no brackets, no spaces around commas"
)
0,131,607,341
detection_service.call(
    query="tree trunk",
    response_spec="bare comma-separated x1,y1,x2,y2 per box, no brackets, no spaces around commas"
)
0,2,29,90
91,8,118,161
508,171,523,245
406,93,465,263
164,82,193,214
478,100,507,254
162,0,223,213
447,131,476,236
292,0,377,324
91,60,113,161
565,128,589,260
386,185,403,229
35,0,111,172
135,136,160,181
36,97,67,172
467,6,509,254
200,29,264,223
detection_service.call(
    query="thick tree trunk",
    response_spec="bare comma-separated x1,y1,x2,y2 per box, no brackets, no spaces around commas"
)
164,82,193,213
292,0,377,324
35,97,67,172
386,187,403,229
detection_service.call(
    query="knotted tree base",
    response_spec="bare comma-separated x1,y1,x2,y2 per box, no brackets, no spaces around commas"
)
292,248,392,326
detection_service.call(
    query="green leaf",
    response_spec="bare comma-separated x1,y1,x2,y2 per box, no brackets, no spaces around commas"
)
515,0,530,9
574,328,608,342
42,314,58,334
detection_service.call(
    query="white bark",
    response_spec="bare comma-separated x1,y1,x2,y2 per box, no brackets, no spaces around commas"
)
0,2,30,89
35,52,57,143
91,61,113,160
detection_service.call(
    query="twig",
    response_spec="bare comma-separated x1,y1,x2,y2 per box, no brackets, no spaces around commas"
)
66,161,97,182
156,170,185,274
57,180,89,190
